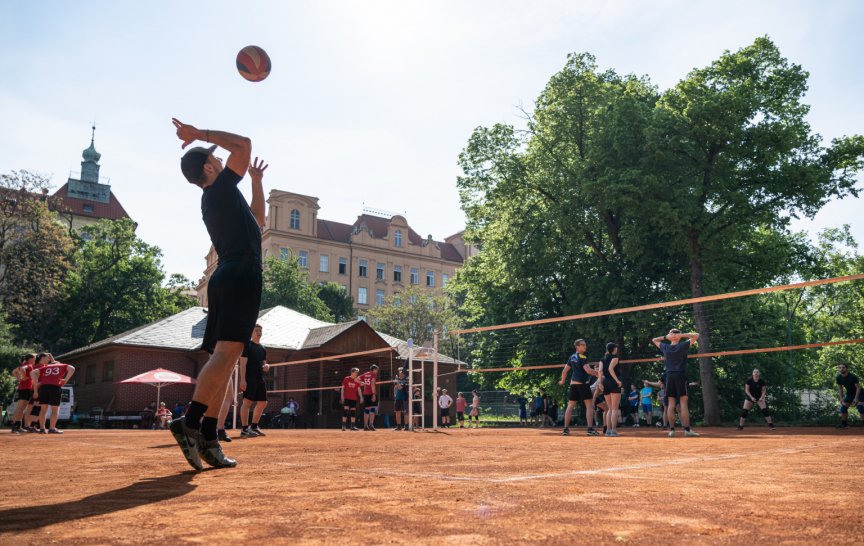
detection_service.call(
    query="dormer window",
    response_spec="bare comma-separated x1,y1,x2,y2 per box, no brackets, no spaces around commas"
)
290,209,300,230
82,203,94,213
394,229,402,247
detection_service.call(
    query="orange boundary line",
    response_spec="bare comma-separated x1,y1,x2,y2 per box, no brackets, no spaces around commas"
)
443,338,864,375
269,347,396,368
450,274,864,335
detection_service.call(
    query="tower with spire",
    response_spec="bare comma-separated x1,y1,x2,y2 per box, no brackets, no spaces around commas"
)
52,125,132,231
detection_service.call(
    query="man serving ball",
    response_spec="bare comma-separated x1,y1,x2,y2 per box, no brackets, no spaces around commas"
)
170,118,267,470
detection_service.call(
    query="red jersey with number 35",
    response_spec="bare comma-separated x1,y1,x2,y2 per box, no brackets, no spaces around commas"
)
360,371,377,395
342,376,360,401
38,363,69,387
18,364,34,390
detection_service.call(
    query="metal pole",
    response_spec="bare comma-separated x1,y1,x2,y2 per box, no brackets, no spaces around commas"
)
408,338,414,431
232,364,239,430
433,330,439,431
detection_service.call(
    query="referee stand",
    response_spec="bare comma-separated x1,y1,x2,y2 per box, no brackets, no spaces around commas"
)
407,338,438,431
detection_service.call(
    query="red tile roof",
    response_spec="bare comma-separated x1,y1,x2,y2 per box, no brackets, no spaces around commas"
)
51,182,131,221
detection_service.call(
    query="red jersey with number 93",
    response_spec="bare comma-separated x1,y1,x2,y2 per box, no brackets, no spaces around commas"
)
38,363,69,387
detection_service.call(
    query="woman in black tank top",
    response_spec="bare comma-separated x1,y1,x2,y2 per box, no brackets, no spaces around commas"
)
600,343,622,436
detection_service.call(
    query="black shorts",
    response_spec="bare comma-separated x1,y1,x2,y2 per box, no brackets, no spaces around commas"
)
202,260,262,354
243,377,268,402
17,388,33,402
38,385,62,406
394,400,406,412
413,402,421,414
534,407,545,416
440,408,451,417
595,395,606,406
363,394,376,407
343,399,357,408
665,373,688,399
569,383,592,402
457,411,465,420
602,378,620,393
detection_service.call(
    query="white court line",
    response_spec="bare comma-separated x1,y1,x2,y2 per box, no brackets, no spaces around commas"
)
370,441,856,483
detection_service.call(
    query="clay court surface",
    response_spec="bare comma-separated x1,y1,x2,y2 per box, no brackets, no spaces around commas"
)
0,427,861,544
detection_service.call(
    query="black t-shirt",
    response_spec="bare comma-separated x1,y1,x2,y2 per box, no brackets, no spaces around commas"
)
601,354,617,381
201,167,262,266
745,378,766,400
659,340,691,373
836,372,860,396
243,341,267,381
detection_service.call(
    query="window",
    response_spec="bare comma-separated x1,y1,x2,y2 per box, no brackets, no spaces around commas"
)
280,247,291,261
442,274,449,287
298,250,308,268
426,270,435,287
359,259,368,277
408,294,418,305
83,203,94,213
102,361,114,382
85,365,96,384
290,209,300,230
427,296,434,310
358,287,368,305
410,268,419,284
376,262,385,280
376,289,385,306
339,257,347,275
393,265,402,283
319,254,329,272
394,229,402,247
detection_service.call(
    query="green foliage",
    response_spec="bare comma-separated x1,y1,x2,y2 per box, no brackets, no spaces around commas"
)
451,38,864,423
260,256,333,321
317,282,355,322
366,285,456,347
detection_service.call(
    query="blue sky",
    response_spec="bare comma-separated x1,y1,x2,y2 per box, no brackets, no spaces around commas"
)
1,1,862,282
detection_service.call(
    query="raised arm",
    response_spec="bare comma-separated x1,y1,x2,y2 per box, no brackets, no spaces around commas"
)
247,157,267,228
172,118,251,176
651,335,665,349
683,333,700,345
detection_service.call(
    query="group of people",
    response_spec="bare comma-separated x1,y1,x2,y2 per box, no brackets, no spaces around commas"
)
9,352,76,435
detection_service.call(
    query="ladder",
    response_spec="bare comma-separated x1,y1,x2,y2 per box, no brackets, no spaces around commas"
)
407,341,425,431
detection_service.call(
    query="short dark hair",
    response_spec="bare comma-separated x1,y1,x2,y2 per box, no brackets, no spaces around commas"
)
370,364,379,371
574,338,586,348
669,329,681,334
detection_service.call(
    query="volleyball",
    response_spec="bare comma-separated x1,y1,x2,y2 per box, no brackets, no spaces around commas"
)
236,45,271,82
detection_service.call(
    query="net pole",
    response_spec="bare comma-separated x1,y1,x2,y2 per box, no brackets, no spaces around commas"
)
408,339,414,432
433,330,439,432
232,364,239,431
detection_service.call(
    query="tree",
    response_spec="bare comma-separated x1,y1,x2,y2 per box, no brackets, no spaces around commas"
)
648,37,864,423
260,256,333,321
366,285,456,346
0,171,75,344
317,282,355,322
44,219,196,353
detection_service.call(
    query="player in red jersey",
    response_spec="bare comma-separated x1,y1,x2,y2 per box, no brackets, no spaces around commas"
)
10,354,36,434
340,367,363,431
24,353,52,432
359,364,379,431
31,359,75,434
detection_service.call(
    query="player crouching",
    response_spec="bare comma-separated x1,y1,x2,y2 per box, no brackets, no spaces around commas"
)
737,368,776,431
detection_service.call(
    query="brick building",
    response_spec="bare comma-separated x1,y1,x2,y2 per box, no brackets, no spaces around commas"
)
59,306,461,427
196,192,478,313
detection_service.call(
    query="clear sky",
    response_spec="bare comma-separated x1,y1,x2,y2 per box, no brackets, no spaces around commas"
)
1,1,862,283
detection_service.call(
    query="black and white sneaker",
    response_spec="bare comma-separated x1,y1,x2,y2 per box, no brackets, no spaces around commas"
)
48,428,64,434
169,417,204,471
342,425,347,431
368,425,376,431
768,424,777,431
562,427,570,436
736,425,744,431
251,427,266,437
217,430,232,443
586,429,600,436
350,426,359,431
240,427,257,438
198,439,237,468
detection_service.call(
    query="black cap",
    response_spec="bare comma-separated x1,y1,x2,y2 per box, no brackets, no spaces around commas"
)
180,144,217,184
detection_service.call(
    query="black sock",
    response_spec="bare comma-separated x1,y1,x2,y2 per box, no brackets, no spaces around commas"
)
14,421,21,428
685,427,691,432
251,422,259,429
185,401,208,429
201,417,218,441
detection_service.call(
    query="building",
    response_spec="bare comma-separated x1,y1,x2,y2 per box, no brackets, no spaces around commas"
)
59,305,462,427
51,126,132,231
196,191,477,311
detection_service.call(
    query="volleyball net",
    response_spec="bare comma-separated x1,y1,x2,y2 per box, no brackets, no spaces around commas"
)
444,274,864,423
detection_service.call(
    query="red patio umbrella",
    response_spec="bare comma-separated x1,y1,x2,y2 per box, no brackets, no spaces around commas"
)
117,368,196,409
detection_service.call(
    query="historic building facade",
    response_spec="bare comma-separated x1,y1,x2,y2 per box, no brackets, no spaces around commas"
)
196,190,477,313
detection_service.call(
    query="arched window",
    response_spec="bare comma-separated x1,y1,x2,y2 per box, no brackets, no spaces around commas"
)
394,229,402,247
290,209,300,230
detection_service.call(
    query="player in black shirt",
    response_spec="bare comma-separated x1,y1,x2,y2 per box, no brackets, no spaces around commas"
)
240,324,270,438
559,339,600,436
652,329,700,437
835,363,862,429
737,368,776,431
169,118,265,470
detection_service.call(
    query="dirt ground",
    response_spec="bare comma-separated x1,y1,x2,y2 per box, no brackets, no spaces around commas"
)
0,426,861,545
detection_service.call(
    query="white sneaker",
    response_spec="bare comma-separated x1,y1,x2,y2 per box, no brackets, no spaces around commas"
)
668,430,675,437
684,430,700,437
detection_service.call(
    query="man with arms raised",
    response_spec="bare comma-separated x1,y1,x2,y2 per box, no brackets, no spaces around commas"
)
170,118,267,470
651,329,700,437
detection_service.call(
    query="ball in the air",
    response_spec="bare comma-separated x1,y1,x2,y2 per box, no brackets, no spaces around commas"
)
236,45,271,82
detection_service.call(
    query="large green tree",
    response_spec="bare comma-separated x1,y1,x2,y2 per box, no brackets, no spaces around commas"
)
366,285,456,347
317,282,355,322
260,256,333,321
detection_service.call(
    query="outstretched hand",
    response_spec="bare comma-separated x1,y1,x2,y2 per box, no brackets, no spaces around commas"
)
249,157,268,183
172,118,202,149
